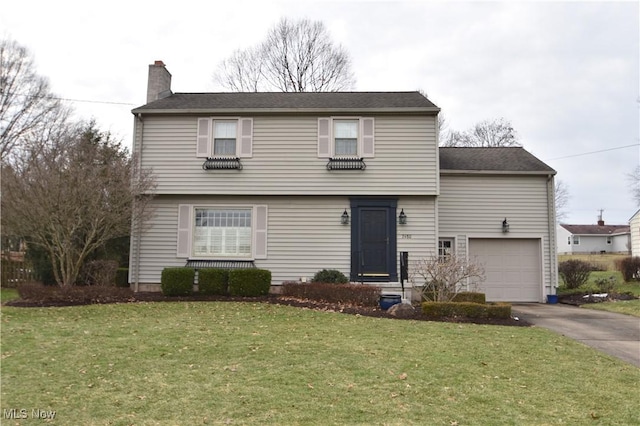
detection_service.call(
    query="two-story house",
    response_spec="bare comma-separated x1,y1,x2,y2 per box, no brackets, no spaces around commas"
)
129,61,558,302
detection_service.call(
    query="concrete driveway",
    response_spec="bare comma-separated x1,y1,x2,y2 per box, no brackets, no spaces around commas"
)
512,303,640,368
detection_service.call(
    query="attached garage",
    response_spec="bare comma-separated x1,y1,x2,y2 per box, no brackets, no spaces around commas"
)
469,238,542,302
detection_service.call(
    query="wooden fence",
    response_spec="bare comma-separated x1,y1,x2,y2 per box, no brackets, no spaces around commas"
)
1,256,35,288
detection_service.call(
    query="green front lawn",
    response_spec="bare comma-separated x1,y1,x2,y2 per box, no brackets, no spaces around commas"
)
0,288,19,304
582,299,640,317
2,302,639,425
557,271,640,316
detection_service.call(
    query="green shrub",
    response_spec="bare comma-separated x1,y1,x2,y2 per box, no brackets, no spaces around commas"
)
281,282,380,306
558,260,591,289
615,257,640,282
198,269,229,295
160,268,194,296
451,292,486,304
228,268,271,297
557,287,590,297
311,269,348,284
421,301,511,319
115,268,129,288
594,275,617,294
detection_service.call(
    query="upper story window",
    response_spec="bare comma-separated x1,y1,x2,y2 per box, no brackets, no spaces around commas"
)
213,121,237,156
196,117,253,159
334,120,359,156
318,117,375,159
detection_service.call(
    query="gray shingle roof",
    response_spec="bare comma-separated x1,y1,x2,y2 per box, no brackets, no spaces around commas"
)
439,147,556,174
132,91,439,112
560,224,630,235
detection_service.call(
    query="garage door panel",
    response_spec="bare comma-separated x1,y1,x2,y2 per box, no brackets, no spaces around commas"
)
469,239,541,302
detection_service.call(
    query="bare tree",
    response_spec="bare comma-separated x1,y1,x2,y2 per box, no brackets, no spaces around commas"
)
555,179,571,222
1,120,155,287
410,254,485,302
629,165,640,207
441,118,521,147
437,113,449,145
214,18,355,92
216,47,263,92
0,37,69,161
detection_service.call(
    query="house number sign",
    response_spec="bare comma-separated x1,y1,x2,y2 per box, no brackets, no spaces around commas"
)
400,234,412,239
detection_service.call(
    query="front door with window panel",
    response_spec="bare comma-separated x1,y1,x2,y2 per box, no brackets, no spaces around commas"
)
350,199,397,282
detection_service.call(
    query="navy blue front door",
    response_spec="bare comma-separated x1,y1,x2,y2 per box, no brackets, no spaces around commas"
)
350,199,397,282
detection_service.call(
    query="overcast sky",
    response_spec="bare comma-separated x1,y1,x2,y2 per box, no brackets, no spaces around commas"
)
3,0,638,225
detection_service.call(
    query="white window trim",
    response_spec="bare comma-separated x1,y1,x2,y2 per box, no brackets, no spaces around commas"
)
438,238,455,260
177,204,267,260
193,206,253,259
212,120,239,157
333,118,360,157
572,235,580,245
196,117,253,159
318,117,375,158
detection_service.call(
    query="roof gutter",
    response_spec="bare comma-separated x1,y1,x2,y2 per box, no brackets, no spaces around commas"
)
440,169,557,176
130,107,441,115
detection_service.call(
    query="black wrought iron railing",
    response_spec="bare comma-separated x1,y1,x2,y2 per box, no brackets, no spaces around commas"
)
326,157,366,170
202,157,243,170
185,260,256,270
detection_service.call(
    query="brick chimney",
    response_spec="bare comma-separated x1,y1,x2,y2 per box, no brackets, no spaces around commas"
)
597,209,604,226
146,60,172,104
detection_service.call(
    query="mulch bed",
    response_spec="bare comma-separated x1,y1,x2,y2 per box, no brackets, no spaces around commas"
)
5,290,530,327
558,292,637,306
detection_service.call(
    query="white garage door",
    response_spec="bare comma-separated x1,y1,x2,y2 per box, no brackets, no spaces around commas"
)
469,239,542,302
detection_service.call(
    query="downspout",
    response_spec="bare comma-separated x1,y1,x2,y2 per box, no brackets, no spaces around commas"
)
133,113,144,293
546,174,558,298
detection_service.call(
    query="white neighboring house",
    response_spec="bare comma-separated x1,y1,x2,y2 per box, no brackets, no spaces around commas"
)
128,61,558,302
630,209,640,257
557,220,630,255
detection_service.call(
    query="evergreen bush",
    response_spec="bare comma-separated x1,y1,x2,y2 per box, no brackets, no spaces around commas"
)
228,268,271,296
421,301,511,319
451,292,486,304
160,267,194,296
198,269,230,295
311,269,348,284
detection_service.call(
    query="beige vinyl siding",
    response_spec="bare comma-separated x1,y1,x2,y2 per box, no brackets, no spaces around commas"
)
631,211,640,257
438,174,556,299
397,196,437,273
136,115,437,196
132,195,436,288
439,175,552,234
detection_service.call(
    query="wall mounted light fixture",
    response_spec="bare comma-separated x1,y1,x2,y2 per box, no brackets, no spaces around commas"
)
398,209,407,225
341,209,350,225
502,218,510,233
